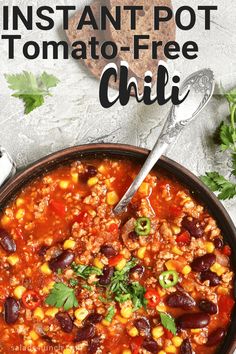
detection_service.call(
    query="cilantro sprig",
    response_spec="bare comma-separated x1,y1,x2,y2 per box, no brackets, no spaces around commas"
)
159,312,177,335
105,306,115,322
71,263,103,279
5,71,60,114
107,259,147,310
45,282,78,311
201,87,236,200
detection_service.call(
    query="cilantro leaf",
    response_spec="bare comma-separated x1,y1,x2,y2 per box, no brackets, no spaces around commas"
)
5,71,60,115
72,263,103,279
105,306,115,322
45,282,78,311
159,312,177,335
200,172,236,200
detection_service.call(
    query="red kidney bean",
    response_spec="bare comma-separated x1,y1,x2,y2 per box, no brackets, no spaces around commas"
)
191,254,216,272
4,297,20,324
182,217,203,238
177,313,210,329
213,237,224,249
74,324,96,342
55,312,73,333
166,291,196,310
84,313,103,325
199,300,218,314
128,231,139,240
200,271,220,286
49,250,74,272
130,264,145,277
99,266,114,286
207,328,225,346
38,245,49,257
180,339,193,354
100,245,117,258
142,338,158,353
134,317,150,335
0,228,16,253
88,336,101,354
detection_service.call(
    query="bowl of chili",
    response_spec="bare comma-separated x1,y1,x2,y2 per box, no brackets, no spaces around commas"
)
0,143,235,354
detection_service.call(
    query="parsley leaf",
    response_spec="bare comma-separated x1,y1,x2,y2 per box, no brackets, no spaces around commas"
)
72,263,103,279
201,87,236,200
5,71,60,115
45,282,78,311
159,312,177,335
201,172,236,200
105,306,115,322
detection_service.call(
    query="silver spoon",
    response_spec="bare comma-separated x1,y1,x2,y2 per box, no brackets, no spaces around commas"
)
114,68,215,215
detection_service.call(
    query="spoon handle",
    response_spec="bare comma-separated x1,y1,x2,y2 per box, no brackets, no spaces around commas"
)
113,109,182,215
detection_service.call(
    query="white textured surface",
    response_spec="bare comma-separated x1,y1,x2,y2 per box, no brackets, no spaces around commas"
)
0,0,235,225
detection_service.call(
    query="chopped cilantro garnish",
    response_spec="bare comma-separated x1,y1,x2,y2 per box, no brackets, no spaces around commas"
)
105,306,115,322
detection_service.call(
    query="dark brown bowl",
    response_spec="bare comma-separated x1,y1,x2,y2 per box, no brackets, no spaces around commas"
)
0,143,235,353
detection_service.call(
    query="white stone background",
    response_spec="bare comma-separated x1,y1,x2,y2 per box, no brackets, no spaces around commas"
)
0,0,235,226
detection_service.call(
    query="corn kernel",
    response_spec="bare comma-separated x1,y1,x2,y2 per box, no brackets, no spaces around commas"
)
122,350,132,354
24,339,33,347
87,177,99,187
115,258,127,271
171,225,181,235
16,198,24,207
71,172,79,183
40,262,52,275
217,286,230,295
93,257,104,270
116,315,128,324
137,247,146,259
29,330,39,341
205,242,215,253
158,351,167,354
156,304,167,312
45,307,59,317
182,265,192,275
172,336,183,347
1,215,10,225
105,179,111,189
120,307,133,319
138,182,150,196
172,246,183,256
59,180,70,189
152,326,164,339
63,239,76,250
16,208,25,220
14,285,26,299
165,260,176,271
7,255,19,266
128,326,139,337
106,191,119,206
102,319,111,326
33,307,44,320
210,263,227,276
191,329,201,333
165,345,176,353
74,308,89,321
158,288,166,297
63,349,74,354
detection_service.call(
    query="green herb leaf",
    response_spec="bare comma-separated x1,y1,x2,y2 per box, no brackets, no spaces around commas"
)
159,312,177,335
105,306,115,322
45,282,78,311
82,284,92,291
69,279,79,287
72,263,103,279
200,172,236,200
5,71,60,115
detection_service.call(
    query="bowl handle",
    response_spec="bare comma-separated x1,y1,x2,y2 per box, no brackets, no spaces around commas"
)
0,147,16,188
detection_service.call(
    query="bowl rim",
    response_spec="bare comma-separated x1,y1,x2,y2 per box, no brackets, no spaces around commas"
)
0,142,235,354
